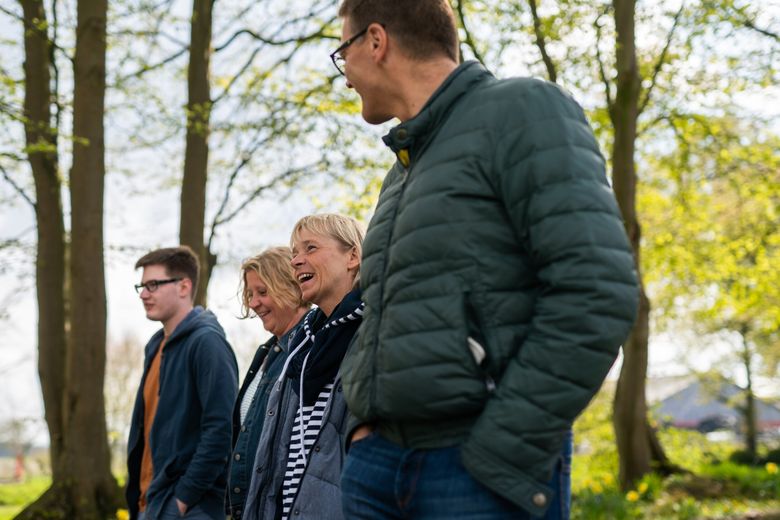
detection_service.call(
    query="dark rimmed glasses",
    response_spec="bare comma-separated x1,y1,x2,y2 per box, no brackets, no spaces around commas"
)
135,278,181,294
330,26,369,75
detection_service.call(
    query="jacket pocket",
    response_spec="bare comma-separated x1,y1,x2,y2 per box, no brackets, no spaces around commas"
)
464,293,496,394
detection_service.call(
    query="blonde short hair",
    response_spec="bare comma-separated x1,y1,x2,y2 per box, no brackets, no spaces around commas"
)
290,214,365,287
239,246,306,318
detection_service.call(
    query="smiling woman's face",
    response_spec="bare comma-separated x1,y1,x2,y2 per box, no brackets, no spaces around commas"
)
244,269,301,337
291,229,358,317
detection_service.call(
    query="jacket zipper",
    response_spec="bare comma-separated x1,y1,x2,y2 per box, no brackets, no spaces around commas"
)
287,376,341,514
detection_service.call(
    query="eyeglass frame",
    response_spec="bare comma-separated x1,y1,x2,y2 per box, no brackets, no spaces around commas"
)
330,24,382,76
135,277,182,294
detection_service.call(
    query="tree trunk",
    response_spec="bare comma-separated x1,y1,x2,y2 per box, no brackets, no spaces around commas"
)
609,0,672,490
179,0,213,307
740,329,758,460
16,0,121,517
64,0,119,515
19,0,67,484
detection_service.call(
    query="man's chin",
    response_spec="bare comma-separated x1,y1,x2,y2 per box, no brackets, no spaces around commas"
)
362,107,393,125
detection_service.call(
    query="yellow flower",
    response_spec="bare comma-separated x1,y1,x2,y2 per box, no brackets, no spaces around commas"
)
638,482,649,494
602,474,614,486
626,491,640,502
116,509,129,520
766,462,779,474
590,481,604,494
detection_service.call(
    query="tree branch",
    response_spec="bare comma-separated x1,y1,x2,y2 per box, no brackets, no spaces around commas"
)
528,0,557,83
214,23,335,53
206,134,269,250
594,7,613,111
51,0,62,135
208,161,324,246
638,4,684,116
739,13,780,41
0,164,36,209
117,46,189,82
0,4,21,21
454,0,485,64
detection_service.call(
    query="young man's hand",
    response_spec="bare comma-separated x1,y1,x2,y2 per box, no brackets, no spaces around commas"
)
176,498,188,516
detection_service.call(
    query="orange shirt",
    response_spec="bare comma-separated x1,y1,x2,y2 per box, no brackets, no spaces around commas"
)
139,337,166,511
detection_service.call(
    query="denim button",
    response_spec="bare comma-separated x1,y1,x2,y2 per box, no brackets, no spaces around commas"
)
294,510,300,516
241,425,247,432
274,346,281,352
234,453,241,461
532,492,546,507
396,128,408,140
314,445,320,452
233,486,241,493
269,410,274,415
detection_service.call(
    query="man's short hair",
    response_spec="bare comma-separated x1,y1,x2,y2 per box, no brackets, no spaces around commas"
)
338,0,459,62
135,246,200,299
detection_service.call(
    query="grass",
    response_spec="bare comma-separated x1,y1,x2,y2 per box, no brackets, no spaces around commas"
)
571,390,780,519
0,476,50,520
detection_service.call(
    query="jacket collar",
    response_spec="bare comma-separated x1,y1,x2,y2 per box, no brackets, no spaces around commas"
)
382,61,493,167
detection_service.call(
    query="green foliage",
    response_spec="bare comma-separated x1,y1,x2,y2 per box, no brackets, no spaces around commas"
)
572,391,780,518
701,461,780,498
641,115,780,382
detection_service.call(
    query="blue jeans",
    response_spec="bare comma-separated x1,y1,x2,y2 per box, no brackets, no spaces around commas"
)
341,431,572,520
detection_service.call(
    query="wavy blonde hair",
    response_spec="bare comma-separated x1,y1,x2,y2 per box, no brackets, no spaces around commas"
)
239,246,306,318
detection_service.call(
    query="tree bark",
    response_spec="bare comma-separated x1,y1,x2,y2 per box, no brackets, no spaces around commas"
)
19,0,67,484
16,0,121,517
609,0,673,490
740,328,758,460
180,0,213,307
63,0,120,515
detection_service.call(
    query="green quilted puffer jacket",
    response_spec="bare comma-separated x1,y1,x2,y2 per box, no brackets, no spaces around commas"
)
341,61,638,515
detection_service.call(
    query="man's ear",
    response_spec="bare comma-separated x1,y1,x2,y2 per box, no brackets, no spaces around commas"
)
367,22,388,61
180,277,193,299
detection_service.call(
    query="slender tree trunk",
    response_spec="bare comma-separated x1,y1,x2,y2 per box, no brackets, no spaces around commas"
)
610,0,673,490
19,0,67,485
740,329,758,460
64,0,120,515
17,0,121,517
180,0,214,306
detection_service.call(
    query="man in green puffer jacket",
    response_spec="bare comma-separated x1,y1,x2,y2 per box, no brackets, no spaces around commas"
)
332,1,639,518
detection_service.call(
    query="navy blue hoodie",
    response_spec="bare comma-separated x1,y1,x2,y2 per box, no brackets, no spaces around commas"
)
126,307,238,520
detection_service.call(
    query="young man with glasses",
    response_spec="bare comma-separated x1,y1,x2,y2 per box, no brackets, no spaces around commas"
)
334,1,639,518
126,246,238,520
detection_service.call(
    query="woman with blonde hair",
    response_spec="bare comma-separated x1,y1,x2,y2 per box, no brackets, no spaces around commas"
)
243,214,364,520
227,247,309,520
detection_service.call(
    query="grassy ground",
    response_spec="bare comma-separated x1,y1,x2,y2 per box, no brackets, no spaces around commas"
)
572,390,780,519
0,476,49,520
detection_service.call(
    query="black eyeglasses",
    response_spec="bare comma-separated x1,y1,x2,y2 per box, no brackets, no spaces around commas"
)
330,26,369,75
135,278,182,294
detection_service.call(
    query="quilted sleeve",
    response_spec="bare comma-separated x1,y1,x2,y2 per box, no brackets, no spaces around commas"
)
461,80,639,515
